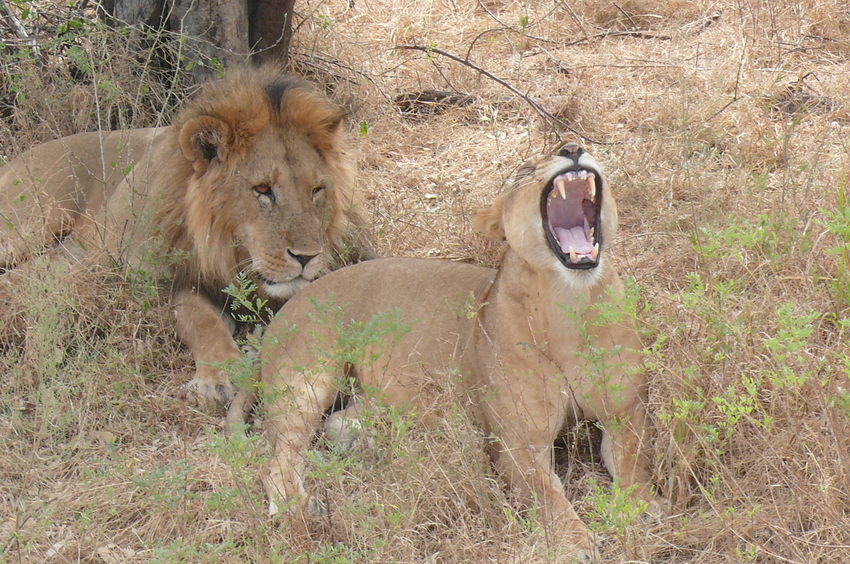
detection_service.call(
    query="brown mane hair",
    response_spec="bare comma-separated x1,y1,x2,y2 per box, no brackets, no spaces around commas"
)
153,66,356,291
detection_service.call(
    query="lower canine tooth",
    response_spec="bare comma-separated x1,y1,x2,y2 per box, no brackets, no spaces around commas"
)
569,247,578,263
590,243,599,260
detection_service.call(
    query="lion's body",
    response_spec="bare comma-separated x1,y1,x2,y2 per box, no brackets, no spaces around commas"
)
0,68,369,406
0,127,163,267
251,144,662,561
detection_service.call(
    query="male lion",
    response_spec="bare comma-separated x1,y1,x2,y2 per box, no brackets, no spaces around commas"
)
248,143,663,560
0,66,370,407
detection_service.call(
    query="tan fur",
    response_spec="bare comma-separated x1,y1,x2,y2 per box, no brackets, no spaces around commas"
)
247,144,664,561
0,66,370,407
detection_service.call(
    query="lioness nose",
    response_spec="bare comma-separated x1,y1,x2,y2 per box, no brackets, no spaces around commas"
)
558,143,584,160
288,250,318,267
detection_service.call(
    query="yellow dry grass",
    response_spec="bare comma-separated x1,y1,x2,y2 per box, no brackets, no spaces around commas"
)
2,1,849,562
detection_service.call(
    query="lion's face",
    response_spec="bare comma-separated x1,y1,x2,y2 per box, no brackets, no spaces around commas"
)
476,143,617,286
158,71,357,299
228,128,335,300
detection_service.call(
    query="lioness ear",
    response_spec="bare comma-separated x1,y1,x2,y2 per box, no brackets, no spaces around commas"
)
179,116,233,175
472,197,506,241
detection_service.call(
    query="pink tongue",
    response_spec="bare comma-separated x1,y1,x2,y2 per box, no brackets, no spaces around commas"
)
555,227,594,254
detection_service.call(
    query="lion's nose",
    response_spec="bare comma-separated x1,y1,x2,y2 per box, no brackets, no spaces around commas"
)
288,250,318,267
558,143,584,160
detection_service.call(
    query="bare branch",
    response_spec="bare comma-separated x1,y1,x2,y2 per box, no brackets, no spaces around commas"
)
0,0,40,57
395,44,610,146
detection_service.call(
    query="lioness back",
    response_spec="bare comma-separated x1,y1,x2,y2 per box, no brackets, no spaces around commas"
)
263,257,495,396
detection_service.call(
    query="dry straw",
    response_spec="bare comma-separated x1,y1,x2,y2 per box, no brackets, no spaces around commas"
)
2,0,849,562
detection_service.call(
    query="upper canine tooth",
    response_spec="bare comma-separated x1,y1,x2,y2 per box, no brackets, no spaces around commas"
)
590,242,599,260
557,179,567,199
587,178,596,202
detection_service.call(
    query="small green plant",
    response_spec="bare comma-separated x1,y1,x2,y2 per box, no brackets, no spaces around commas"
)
694,213,798,262
584,479,648,536
503,504,541,534
206,430,266,487
519,14,529,32
319,13,334,29
222,272,275,328
304,541,372,564
821,179,850,307
761,302,818,390
306,296,414,368
558,279,643,400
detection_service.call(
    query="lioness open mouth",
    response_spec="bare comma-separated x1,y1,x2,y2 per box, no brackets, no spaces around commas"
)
541,168,602,270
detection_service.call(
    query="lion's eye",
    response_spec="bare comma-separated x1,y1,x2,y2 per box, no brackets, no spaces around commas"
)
254,184,275,201
312,185,326,201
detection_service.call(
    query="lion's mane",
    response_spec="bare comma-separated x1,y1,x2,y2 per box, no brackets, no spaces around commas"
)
153,66,360,291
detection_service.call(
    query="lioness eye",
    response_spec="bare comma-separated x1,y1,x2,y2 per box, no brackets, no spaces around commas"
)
312,185,326,200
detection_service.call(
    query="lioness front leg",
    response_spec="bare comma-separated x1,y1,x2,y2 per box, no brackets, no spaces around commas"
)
493,435,597,562
173,289,241,408
485,374,598,561
599,399,666,517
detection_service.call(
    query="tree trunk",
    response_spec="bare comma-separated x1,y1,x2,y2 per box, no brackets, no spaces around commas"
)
248,0,295,65
170,0,249,81
100,0,295,82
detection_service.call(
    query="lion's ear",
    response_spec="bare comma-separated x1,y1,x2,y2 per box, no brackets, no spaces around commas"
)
179,116,233,175
311,111,344,155
472,197,506,241
280,88,344,157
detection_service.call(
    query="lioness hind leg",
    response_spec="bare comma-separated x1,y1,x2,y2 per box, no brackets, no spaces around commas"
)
599,401,667,517
262,367,338,517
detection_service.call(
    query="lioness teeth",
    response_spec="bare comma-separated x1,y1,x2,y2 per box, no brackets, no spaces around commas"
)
556,178,566,199
591,242,599,260
587,177,596,202
588,227,595,241
569,247,578,263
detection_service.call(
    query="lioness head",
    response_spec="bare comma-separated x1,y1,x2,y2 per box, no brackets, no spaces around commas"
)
157,67,359,300
474,143,617,285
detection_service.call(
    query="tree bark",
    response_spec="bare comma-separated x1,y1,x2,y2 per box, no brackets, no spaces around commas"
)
248,0,295,65
170,0,249,81
101,0,295,82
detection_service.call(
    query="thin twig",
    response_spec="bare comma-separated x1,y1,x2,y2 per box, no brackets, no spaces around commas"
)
474,0,558,46
562,11,722,47
0,0,40,57
612,2,639,31
706,32,745,121
394,45,610,145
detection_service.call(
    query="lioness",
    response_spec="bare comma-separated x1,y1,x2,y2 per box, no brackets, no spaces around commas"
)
250,143,662,560
0,66,370,406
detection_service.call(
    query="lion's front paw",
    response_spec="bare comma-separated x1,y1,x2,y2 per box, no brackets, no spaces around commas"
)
185,366,236,409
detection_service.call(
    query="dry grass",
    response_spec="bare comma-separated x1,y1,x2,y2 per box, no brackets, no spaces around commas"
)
2,0,850,562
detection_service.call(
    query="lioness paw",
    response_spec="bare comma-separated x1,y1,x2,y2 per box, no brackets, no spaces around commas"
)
640,496,670,524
